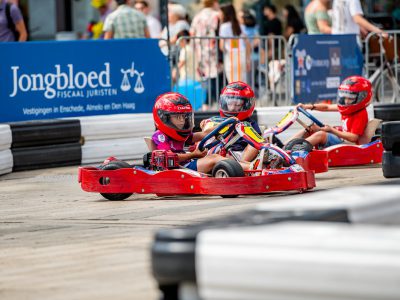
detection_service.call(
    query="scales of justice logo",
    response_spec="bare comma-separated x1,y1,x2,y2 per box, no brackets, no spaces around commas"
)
120,62,144,94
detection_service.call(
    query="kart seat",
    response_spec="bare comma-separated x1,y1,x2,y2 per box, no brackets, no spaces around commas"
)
358,118,382,145
144,137,156,151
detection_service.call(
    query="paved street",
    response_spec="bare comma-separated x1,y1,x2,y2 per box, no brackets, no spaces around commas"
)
0,164,395,300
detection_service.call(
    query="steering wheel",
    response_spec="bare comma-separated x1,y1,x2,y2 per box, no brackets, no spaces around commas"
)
198,117,239,151
297,106,325,127
264,109,299,136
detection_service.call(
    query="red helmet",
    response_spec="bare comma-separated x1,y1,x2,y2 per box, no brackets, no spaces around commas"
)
153,92,194,141
337,76,372,115
219,81,255,121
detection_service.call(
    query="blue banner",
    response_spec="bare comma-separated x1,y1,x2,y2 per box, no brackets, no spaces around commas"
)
291,34,363,104
0,39,170,122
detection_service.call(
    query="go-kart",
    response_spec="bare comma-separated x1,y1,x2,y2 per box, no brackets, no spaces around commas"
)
266,106,383,167
200,117,300,170
262,106,328,173
78,118,315,200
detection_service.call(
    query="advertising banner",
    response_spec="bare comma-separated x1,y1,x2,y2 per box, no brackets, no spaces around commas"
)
291,34,363,104
0,39,170,122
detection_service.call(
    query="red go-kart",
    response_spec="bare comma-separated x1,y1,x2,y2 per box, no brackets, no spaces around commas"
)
263,107,329,173
78,118,315,200
266,106,383,167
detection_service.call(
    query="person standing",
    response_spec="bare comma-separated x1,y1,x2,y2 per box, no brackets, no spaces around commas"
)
260,4,282,37
134,0,161,38
159,3,190,53
103,0,149,39
86,0,114,39
304,0,331,34
260,4,282,60
331,0,387,37
190,0,221,110
282,4,305,39
0,0,27,42
219,3,251,83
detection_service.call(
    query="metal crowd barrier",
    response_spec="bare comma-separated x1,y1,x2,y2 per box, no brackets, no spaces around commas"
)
171,35,290,110
169,32,400,110
364,31,400,104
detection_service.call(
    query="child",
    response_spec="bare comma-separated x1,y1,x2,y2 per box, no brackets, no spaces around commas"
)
293,75,371,148
218,81,261,162
172,30,198,82
202,81,286,168
152,92,229,173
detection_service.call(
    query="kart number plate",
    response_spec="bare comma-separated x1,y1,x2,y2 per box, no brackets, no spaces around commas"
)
277,111,295,127
244,126,264,143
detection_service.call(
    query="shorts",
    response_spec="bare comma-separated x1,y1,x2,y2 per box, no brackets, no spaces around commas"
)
183,159,198,171
323,133,343,148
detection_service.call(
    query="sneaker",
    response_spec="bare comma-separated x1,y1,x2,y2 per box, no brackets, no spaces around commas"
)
265,150,285,169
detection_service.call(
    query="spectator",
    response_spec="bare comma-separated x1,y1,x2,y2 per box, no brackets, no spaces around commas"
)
0,0,27,42
219,3,251,83
239,8,259,83
331,0,388,38
173,30,199,82
259,4,282,60
103,0,149,39
239,9,258,39
282,4,305,39
260,4,282,37
85,0,113,39
190,0,221,110
159,3,190,55
304,0,332,34
134,0,161,38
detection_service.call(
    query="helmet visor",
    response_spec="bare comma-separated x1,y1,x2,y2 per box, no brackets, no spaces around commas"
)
220,95,255,113
337,89,360,106
158,111,194,131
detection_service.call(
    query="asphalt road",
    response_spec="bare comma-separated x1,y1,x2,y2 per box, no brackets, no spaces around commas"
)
0,164,396,300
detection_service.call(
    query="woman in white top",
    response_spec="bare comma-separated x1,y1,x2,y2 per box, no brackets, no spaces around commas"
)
331,0,387,37
219,3,251,83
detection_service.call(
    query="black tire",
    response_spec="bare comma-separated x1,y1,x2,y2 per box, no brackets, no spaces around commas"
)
10,119,81,148
382,150,400,178
382,121,400,152
212,159,244,178
212,160,244,198
143,152,152,168
98,161,133,201
374,104,400,122
284,138,313,152
12,142,82,172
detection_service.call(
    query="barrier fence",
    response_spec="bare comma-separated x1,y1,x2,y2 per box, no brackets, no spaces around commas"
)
172,35,289,110
172,32,400,110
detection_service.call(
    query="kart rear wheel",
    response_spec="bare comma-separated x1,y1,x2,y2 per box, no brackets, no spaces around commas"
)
98,161,133,201
284,138,313,152
212,159,244,198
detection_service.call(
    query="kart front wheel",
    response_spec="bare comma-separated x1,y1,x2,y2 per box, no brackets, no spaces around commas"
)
212,159,244,178
98,161,133,201
212,159,244,198
284,138,313,152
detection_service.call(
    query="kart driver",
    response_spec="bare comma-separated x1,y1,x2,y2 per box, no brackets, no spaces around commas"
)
292,75,371,148
152,92,249,173
201,81,263,163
